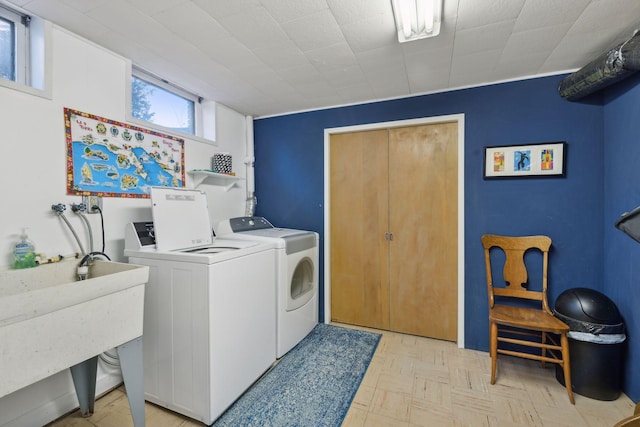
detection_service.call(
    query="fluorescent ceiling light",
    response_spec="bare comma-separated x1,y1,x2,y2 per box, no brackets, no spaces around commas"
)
391,0,442,43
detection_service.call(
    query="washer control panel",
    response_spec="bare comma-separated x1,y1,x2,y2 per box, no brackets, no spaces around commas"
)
227,216,273,232
125,221,156,249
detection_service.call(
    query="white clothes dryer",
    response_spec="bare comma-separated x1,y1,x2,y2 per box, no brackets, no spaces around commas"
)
217,216,319,358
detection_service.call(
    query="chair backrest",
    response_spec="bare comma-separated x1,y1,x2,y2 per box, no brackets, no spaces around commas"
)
481,234,553,313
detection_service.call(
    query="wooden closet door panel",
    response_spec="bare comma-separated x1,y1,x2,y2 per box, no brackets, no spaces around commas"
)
329,130,390,329
388,122,458,341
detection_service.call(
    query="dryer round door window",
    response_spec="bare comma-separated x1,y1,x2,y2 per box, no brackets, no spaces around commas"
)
288,257,315,311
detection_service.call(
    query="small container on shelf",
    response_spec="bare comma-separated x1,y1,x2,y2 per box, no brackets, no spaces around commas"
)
212,153,232,174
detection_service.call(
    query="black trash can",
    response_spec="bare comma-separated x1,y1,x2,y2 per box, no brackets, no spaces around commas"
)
554,287,626,401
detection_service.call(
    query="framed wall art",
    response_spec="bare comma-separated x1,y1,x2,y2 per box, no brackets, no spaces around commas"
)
483,141,566,179
65,107,185,198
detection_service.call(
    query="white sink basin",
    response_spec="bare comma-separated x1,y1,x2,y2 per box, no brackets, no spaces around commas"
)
0,258,149,398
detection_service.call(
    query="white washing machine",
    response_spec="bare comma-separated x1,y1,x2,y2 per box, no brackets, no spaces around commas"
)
124,188,276,425
217,216,319,358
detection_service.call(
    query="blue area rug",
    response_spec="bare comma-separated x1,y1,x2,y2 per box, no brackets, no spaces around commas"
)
212,323,381,427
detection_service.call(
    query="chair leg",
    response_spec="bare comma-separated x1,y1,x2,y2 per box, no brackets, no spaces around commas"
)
560,332,575,404
541,332,547,368
490,321,498,384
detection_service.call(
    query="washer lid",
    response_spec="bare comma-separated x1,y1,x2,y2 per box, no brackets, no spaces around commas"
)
151,187,213,251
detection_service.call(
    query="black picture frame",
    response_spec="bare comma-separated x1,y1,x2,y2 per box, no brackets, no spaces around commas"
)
483,141,566,179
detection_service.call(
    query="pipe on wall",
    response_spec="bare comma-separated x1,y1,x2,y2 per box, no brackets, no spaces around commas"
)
245,116,257,216
558,30,640,101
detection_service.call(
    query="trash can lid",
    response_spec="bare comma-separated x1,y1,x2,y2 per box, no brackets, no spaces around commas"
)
554,287,624,334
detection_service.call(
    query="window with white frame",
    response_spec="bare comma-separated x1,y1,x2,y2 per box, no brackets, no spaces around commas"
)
131,68,198,136
0,3,29,85
0,2,49,97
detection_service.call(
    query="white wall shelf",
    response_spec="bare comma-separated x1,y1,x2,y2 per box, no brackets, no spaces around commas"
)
187,170,244,191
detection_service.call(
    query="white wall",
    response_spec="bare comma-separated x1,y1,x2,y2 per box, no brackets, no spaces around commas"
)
0,25,249,427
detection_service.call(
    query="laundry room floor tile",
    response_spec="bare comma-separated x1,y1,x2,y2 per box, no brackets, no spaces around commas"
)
50,324,635,427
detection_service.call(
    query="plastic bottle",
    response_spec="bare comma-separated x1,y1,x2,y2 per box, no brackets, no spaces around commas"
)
14,229,37,269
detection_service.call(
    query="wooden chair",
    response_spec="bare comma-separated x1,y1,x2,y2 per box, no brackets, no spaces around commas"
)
614,402,640,427
481,234,574,404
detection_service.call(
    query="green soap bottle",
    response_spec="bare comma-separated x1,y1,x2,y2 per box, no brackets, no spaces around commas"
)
14,229,37,269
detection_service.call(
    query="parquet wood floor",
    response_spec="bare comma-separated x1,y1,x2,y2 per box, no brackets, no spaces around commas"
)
49,324,634,427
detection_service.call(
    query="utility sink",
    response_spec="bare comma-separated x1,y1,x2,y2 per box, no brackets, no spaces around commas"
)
0,258,149,399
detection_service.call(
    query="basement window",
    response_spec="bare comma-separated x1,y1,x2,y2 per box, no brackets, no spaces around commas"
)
0,3,50,97
131,70,196,134
129,67,221,146
0,4,27,83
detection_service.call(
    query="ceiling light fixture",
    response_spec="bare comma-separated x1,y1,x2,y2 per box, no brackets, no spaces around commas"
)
391,0,442,43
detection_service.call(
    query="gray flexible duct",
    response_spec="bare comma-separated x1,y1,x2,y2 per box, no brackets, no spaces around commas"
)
559,30,640,101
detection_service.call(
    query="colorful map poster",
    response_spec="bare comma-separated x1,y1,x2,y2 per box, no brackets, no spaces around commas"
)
64,108,185,198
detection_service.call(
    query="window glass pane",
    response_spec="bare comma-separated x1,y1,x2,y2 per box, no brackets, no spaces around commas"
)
131,75,195,135
0,17,15,81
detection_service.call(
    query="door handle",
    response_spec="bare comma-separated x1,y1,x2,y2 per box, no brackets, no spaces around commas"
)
385,232,394,241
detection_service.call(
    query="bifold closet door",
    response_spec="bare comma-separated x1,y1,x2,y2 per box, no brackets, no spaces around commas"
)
388,122,458,341
329,129,390,330
329,122,458,341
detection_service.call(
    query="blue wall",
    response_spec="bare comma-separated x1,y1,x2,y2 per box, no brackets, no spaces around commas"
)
603,73,640,401
253,74,611,378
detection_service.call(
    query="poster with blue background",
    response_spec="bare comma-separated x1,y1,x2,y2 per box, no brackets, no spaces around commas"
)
65,108,184,198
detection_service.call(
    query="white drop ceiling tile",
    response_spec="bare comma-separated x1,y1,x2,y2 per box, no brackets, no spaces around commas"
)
229,66,277,85
252,41,309,71
219,80,268,101
405,52,451,94
370,79,411,99
6,0,32,6
405,57,449,79
337,83,376,104
151,2,230,42
450,50,502,87
513,0,589,32
125,0,188,15
202,41,264,71
281,9,345,51
304,96,343,112
10,0,640,117
233,71,298,99
409,71,450,94
260,0,329,24
408,66,450,94
215,6,290,49
326,0,391,25
277,63,324,85
541,45,600,73
456,0,525,31
322,65,367,88
543,29,623,70
356,48,406,79
191,0,261,19
364,66,409,94
295,79,336,97
265,87,303,104
502,24,572,58
59,0,111,13
340,14,397,53
361,66,407,91
495,52,549,79
453,21,515,57
18,0,111,41
85,1,174,46
305,42,358,73
404,45,452,71
570,0,640,35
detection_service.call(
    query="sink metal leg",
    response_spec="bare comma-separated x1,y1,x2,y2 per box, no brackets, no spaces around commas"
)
117,336,145,427
69,356,98,417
